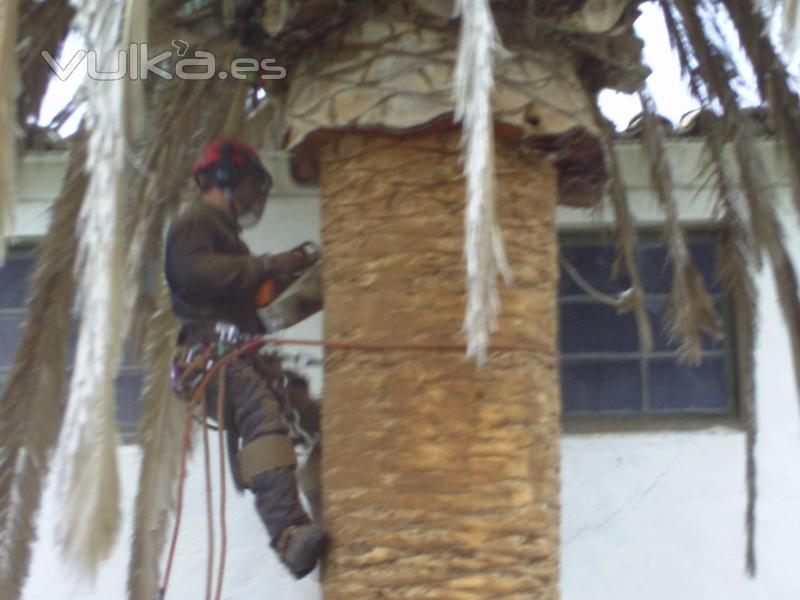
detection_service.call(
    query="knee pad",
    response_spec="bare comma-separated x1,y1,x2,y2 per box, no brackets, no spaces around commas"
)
237,434,297,488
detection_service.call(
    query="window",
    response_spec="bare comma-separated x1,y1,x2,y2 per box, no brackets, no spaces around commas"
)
558,230,737,419
0,250,33,392
0,249,143,440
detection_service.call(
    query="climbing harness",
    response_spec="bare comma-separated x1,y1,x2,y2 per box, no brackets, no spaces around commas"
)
162,324,321,600
162,326,265,600
170,323,255,397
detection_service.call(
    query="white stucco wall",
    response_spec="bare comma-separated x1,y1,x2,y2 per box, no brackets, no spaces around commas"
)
13,141,800,600
559,141,800,600
561,292,800,599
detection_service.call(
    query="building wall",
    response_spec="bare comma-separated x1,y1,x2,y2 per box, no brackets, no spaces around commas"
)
14,141,800,600
558,141,800,600
561,254,800,599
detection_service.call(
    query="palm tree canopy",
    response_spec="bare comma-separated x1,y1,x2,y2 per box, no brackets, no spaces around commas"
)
1,0,800,597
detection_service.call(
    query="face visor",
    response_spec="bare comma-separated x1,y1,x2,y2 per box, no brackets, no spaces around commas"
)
231,169,271,229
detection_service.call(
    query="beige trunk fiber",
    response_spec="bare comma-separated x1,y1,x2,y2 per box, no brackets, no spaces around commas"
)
319,129,561,600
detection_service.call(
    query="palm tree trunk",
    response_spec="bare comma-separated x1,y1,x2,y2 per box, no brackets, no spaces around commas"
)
319,129,561,599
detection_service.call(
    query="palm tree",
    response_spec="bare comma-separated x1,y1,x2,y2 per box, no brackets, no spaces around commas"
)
1,0,799,598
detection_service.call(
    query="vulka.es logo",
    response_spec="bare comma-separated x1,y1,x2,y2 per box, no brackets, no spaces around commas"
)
41,41,287,81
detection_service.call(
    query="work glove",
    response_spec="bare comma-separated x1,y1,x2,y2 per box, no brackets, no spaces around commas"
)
293,241,321,268
260,241,320,278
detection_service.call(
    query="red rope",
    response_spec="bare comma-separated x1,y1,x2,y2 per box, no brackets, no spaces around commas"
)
215,364,228,600
201,399,214,600
159,383,200,599
258,336,558,358
159,340,264,600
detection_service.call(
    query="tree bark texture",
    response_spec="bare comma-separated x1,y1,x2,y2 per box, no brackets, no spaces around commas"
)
319,129,561,600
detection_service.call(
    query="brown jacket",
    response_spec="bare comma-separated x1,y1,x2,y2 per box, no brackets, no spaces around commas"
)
165,202,269,340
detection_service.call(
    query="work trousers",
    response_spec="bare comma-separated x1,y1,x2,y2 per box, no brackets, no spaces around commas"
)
201,352,319,547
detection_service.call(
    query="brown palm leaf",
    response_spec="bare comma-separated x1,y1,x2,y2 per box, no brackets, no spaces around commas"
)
588,96,655,353
639,88,721,364
720,0,800,221
16,0,75,137
666,0,800,573
716,214,758,575
0,132,86,600
126,283,183,600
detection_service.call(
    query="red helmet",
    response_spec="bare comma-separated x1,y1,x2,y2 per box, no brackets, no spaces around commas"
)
193,139,271,229
192,139,266,191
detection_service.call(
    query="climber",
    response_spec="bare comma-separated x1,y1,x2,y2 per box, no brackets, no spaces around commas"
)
163,138,328,579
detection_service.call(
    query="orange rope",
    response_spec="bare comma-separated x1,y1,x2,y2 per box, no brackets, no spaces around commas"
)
215,365,228,600
259,336,558,358
160,340,265,600
159,381,203,599
201,399,214,600
159,402,194,600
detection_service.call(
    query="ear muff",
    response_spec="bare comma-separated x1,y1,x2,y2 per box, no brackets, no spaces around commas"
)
214,142,239,190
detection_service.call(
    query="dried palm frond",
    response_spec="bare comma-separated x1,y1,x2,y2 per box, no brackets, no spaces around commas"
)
696,107,761,580
639,88,721,364
0,132,86,600
51,0,141,575
127,283,183,600
588,98,654,353
769,0,800,55
732,123,800,576
659,3,757,265
669,0,800,406
123,0,149,140
662,0,763,572
16,0,75,137
453,0,512,363
733,126,800,399
716,213,758,574
721,0,800,221
222,80,251,136
0,0,19,264
691,107,762,579
665,0,800,573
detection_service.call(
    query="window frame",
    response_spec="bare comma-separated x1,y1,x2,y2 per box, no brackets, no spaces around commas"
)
558,226,743,429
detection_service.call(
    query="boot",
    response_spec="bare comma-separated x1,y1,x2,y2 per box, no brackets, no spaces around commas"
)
249,465,326,577
275,523,329,579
